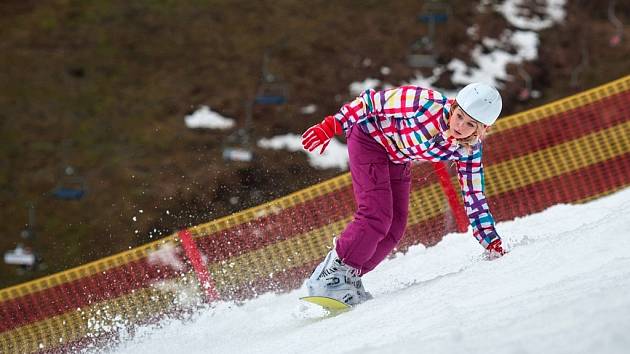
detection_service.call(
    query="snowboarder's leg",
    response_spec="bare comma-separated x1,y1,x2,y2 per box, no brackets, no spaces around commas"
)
307,126,397,304
335,126,394,273
361,162,411,273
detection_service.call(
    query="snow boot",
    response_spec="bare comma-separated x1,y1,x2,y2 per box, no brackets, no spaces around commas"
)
350,274,373,303
307,248,363,305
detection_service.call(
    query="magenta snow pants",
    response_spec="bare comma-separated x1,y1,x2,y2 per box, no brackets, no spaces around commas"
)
335,126,412,274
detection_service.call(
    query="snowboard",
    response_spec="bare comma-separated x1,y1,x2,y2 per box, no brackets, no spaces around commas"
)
300,296,351,311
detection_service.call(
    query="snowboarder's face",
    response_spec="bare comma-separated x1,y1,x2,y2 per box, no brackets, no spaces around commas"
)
449,107,480,139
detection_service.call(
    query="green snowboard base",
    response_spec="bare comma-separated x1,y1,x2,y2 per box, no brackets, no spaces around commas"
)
300,296,351,311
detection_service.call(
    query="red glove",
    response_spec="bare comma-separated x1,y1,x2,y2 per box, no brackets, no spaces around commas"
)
487,239,506,260
301,116,342,154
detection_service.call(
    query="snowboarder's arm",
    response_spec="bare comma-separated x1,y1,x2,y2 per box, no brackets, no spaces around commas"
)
301,116,342,154
456,145,501,249
332,86,447,132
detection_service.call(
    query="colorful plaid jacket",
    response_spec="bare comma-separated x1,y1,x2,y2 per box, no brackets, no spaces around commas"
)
332,86,500,248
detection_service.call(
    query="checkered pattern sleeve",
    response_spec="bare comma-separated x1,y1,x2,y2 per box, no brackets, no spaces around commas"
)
332,88,377,131
331,86,438,132
456,145,501,248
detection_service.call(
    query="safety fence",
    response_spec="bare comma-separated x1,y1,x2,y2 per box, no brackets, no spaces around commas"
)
1,75,629,353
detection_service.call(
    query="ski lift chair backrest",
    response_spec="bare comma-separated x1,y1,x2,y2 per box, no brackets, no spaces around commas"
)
254,82,287,105
407,53,437,68
418,1,449,23
53,187,85,200
52,176,86,200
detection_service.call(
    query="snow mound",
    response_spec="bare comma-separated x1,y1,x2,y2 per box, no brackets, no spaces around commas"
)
110,187,630,354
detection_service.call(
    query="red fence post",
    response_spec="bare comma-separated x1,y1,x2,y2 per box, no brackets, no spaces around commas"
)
178,229,220,302
432,162,469,233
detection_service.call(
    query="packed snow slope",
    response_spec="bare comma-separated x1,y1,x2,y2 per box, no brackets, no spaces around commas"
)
110,188,630,354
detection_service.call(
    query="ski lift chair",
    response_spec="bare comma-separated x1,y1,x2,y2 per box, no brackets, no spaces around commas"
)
222,99,257,163
254,81,288,105
4,244,37,268
222,147,254,162
222,128,254,163
418,12,448,24
418,1,450,24
52,176,86,200
407,37,438,69
608,0,623,47
407,53,438,68
413,0,450,68
255,48,289,105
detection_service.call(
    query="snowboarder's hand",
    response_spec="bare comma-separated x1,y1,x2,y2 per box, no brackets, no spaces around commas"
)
486,239,506,260
302,116,342,154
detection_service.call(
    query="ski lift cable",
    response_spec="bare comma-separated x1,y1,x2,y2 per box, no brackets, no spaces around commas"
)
516,65,533,101
570,40,589,88
517,66,532,91
222,99,254,163
25,202,36,238
261,50,274,83
608,0,623,33
608,0,623,44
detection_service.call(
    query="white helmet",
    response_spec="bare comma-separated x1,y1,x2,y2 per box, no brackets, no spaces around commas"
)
455,83,502,126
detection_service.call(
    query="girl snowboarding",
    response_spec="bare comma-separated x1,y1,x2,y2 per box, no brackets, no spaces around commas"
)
301,83,506,305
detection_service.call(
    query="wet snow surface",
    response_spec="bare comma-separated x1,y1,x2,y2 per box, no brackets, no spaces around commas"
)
110,187,630,354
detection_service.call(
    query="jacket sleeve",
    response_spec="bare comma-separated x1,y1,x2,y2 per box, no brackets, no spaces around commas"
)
456,145,501,248
331,86,444,133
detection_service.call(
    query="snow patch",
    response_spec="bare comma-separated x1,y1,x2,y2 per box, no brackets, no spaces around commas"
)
496,0,567,31
258,134,349,171
184,106,235,130
349,78,381,96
